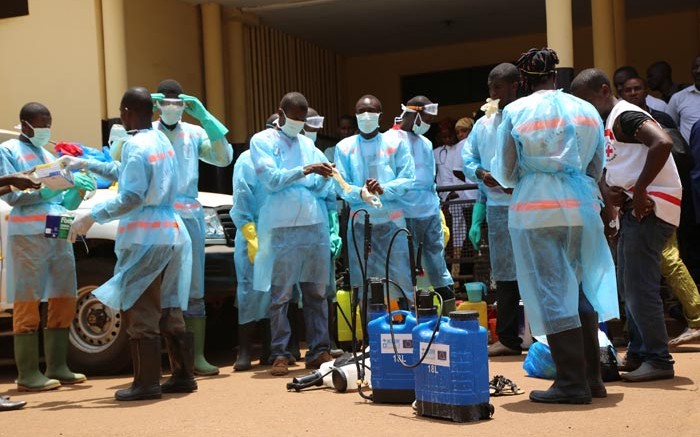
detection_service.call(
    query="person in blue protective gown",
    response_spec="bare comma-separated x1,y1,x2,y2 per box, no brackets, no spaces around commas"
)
304,108,344,358
384,96,455,314
0,102,93,392
151,79,233,376
334,95,415,307
249,92,335,376
230,149,272,371
65,87,195,401
491,48,618,405
0,172,44,409
463,63,524,356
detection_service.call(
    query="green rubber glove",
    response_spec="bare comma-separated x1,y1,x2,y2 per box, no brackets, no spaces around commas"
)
329,210,342,259
62,173,96,210
40,187,62,200
469,202,486,250
151,93,164,111
72,172,96,192
61,188,82,210
179,93,229,142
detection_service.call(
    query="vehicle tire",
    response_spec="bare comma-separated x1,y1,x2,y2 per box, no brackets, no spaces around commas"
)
68,257,131,375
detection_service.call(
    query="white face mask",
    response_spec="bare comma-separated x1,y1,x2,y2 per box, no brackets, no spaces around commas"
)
158,104,185,126
304,131,318,143
356,112,381,134
412,113,430,136
280,109,305,138
22,120,51,148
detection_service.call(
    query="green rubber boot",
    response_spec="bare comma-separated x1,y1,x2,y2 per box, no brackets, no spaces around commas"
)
14,332,61,392
185,317,219,376
44,328,87,384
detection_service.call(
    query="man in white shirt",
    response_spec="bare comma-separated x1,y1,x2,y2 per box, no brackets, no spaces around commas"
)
667,56,700,143
614,66,667,113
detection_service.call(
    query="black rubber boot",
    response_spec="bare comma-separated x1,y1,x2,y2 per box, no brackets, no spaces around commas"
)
494,281,523,351
234,323,254,371
115,338,162,401
259,319,272,365
580,311,607,398
287,303,302,361
529,327,592,404
328,299,344,357
161,332,198,393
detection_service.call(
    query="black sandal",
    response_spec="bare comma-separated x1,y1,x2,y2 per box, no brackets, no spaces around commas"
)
489,375,525,396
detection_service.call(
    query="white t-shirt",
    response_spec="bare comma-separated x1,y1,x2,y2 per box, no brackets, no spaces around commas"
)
604,100,682,226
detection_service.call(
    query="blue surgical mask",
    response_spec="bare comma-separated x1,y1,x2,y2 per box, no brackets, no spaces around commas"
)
22,120,51,148
304,131,318,143
280,110,305,138
356,112,380,134
412,113,430,136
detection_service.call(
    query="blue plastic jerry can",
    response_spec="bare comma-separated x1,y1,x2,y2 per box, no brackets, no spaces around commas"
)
413,310,493,422
368,310,417,404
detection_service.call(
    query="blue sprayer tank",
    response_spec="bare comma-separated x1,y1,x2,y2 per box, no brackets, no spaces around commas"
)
413,310,493,422
368,310,417,403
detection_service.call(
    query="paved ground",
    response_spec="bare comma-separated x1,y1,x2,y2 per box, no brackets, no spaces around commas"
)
1,343,698,437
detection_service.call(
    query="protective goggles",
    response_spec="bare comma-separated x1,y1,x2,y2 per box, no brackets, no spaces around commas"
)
401,103,438,116
305,115,325,129
156,98,185,108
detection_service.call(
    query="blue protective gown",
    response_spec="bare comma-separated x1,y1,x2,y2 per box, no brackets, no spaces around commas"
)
462,111,517,281
249,128,331,292
154,120,233,309
383,129,452,290
231,150,270,324
0,139,76,302
333,132,415,300
89,129,192,311
491,90,618,336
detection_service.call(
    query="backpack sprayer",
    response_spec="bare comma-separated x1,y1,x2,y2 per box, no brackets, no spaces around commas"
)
284,205,492,421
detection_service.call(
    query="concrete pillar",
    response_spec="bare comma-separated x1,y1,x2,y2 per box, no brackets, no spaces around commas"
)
545,0,574,91
226,12,248,144
100,0,128,120
201,2,227,123
613,0,627,67
591,0,617,80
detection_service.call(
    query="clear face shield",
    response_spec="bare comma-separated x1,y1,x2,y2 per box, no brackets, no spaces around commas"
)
156,98,186,125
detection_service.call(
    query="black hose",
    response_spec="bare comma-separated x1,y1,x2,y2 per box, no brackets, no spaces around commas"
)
384,228,443,369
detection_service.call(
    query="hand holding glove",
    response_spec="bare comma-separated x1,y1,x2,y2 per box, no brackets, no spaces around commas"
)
328,210,342,259
360,186,382,208
241,222,258,264
68,212,96,243
179,94,229,142
469,202,486,250
58,155,87,171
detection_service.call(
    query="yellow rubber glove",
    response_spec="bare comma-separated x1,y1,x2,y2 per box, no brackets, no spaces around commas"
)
241,222,258,264
439,210,450,246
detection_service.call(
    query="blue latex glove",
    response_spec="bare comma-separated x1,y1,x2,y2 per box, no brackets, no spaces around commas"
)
469,202,486,250
179,93,229,142
329,210,342,259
